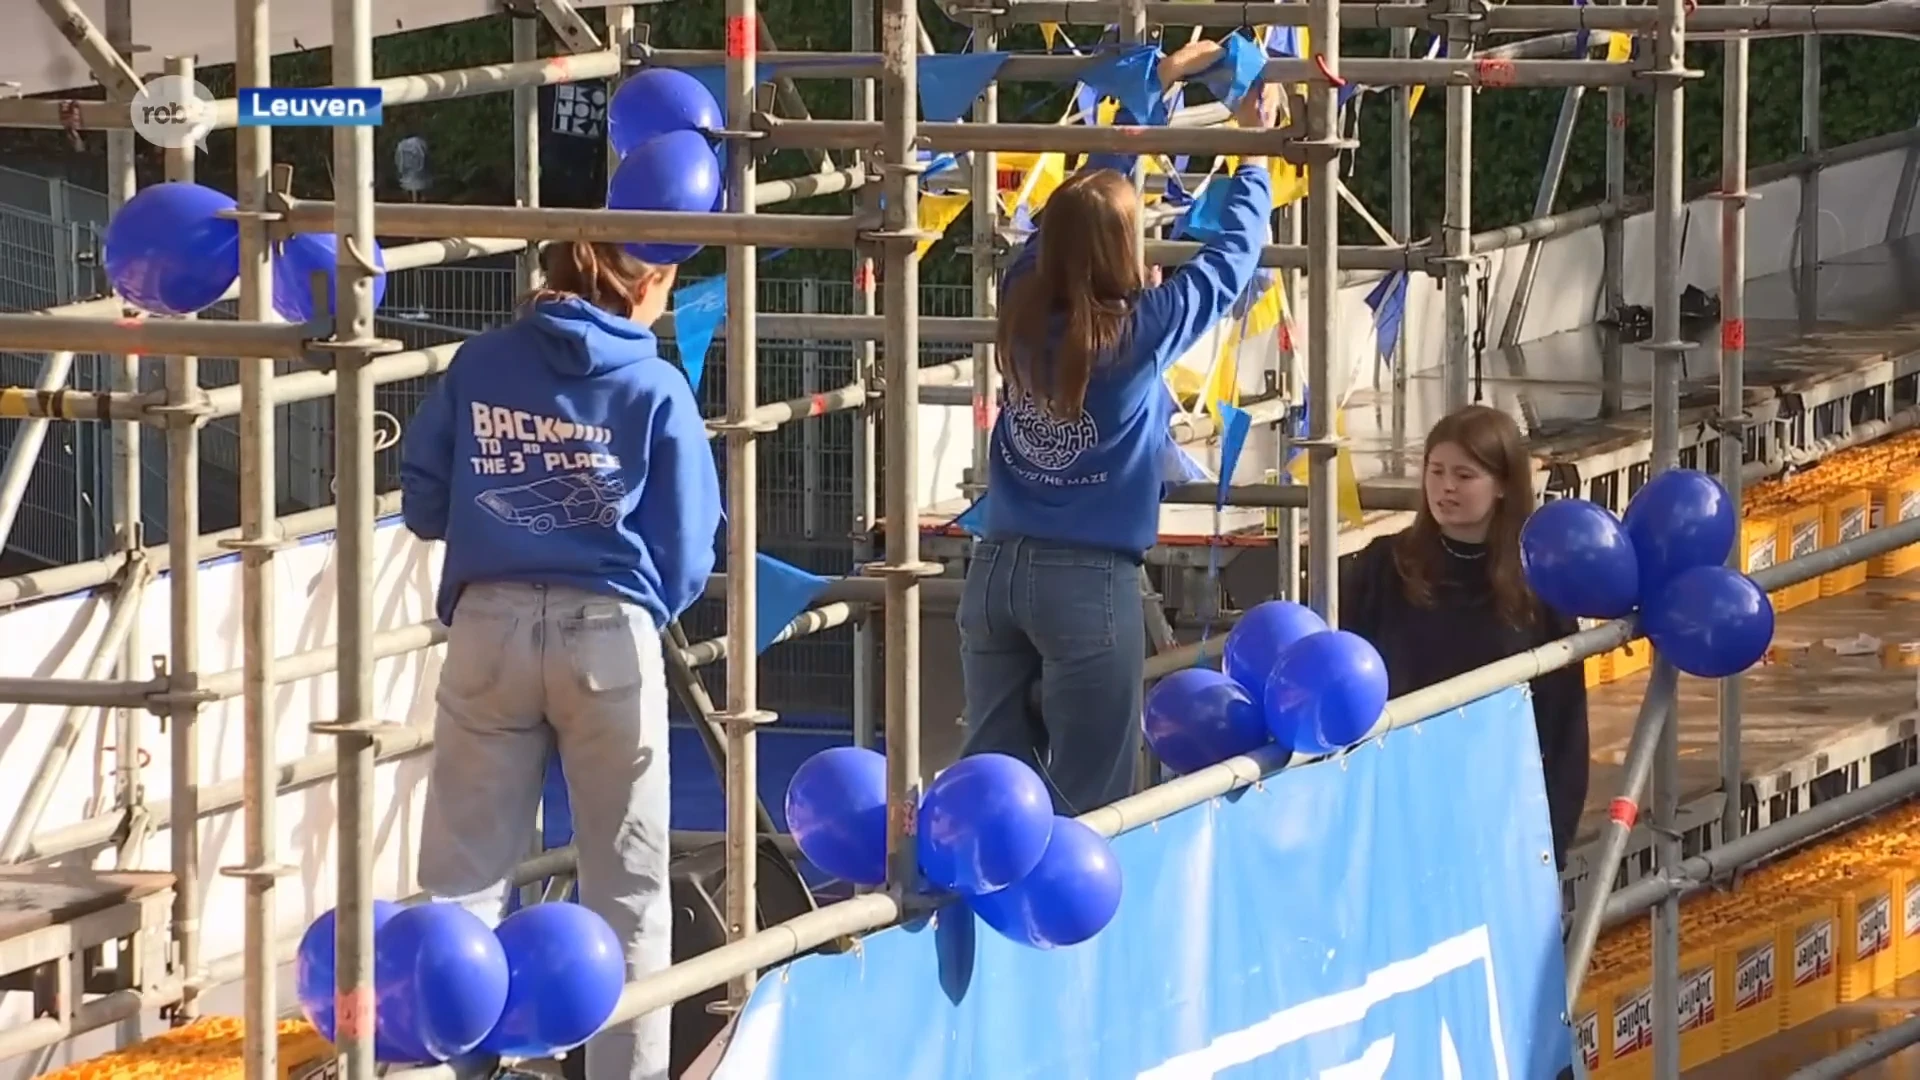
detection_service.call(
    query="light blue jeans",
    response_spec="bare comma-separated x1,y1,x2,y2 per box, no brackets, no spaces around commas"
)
956,536,1147,815
418,582,671,1080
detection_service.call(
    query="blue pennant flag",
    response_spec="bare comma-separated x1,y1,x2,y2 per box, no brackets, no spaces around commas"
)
1078,45,1165,126
1365,271,1408,368
920,53,1012,122
671,275,727,395
1200,31,1269,110
953,495,990,537
1174,176,1234,242
685,64,777,108
756,554,831,655
1216,403,1253,511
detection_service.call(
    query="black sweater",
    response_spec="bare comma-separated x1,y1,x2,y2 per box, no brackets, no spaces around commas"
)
1340,531,1591,869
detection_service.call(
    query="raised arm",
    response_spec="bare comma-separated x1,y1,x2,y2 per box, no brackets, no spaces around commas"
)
1131,163,1274,369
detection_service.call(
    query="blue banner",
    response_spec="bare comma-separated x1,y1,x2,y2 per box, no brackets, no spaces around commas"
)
714,686,1573,1079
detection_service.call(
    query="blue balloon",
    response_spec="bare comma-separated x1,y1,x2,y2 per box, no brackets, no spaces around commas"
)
1641,564,1775,678
482,902,626,1058
917,753,1054,896
1141,667,1268,775
273,231,389,323
103,181,240,316
970,816,1123,949
606,129,723,265
1521,498,1641,619
1222,601,1329,692
1263,630,1389,755
374,902,511,1063
785,746,889,885
607,68,723,159
1623,469,1737,599
296,900,409,1058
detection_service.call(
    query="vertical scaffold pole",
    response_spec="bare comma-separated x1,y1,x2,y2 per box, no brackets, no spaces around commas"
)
1718,0,1752,849
513,10,541,294
1303,0,1343,625
103,0,146,877
1441,0,1474,412
163,56,204,1025
328,0,381,1073
229,1,281,1074
850,0,881,753
720,0,766,1011
1600,35,1627,418
1388,5,1412,478
1647,0,1689,1070
879,0,925,892
968,16,998,501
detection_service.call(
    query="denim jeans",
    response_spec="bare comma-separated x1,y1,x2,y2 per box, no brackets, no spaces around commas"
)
956,536,1147,815
418,582,671,1080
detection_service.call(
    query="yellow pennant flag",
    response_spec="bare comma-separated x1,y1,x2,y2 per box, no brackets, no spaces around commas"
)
1606,31,1633,63
996,151,1066,216
916,192,971,258
1039,22,1060,50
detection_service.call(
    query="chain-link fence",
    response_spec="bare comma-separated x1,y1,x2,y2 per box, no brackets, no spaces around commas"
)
0,164,979,728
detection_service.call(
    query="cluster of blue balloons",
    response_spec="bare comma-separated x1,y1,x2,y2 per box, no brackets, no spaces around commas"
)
295,898,625,1064
102,181,388,321
786,748,1125,950
605,69,726,264
1520,468,1774,678
1143,601,1389,775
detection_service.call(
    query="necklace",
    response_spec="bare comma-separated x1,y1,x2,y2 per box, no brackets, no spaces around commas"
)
1439,535,1486,560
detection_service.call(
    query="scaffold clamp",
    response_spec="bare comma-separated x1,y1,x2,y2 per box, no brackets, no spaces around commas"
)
711,709,780,730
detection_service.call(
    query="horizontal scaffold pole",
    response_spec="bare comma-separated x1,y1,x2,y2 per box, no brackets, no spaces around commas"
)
275,198,862,249
964,0,1920,33
0,315,314,361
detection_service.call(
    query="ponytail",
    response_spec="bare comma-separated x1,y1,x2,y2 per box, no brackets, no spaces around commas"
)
523,241,656,318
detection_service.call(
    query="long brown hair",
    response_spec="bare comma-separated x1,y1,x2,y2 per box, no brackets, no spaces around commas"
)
524,241,655,318
1393,404,1540,628
995,169,1143,420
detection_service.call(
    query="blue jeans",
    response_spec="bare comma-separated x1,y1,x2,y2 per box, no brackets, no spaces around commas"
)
956,536,1147,815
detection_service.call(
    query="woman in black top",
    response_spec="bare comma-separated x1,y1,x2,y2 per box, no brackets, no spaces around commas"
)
1342,404,1591,870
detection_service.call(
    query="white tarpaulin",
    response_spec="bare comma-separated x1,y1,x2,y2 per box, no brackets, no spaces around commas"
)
7,0,628,98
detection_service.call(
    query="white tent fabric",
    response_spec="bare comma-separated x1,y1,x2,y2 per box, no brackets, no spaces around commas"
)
8,0,627,98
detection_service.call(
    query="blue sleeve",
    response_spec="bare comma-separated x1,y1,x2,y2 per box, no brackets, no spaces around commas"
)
399,370,456,542
637,379,722,622
1134,164,1274,370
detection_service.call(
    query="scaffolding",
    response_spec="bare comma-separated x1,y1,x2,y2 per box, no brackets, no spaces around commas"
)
4,0,1920,1077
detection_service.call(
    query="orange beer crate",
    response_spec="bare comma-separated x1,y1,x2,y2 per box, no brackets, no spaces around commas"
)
1591,969,1654,1080
1818,487,1874,597
1674,942,1723,1072
1571,989,1607,1078
1867,468,1920,578
1776,896,1840,1028
1836,866,1900,1000
1717,915,1784,1055
1738,515,1780,577
1895,865,1920,980
1770,503,1825,612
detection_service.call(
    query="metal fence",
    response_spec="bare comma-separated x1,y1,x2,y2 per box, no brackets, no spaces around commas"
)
0,164,977,726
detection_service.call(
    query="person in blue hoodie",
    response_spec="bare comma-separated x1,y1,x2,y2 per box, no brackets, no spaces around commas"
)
958,70,1278,816
400,239,720,1080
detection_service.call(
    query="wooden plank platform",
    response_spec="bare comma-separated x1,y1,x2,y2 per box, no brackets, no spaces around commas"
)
0,868,174,944
1577,572,1920,849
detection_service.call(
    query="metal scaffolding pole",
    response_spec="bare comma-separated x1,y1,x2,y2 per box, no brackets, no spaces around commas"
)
879,0,926,894
1441,0,1474,411
1647,0,1691,1070
969,17,999,503
1388,5,1412,478
850,0,881,753
224,4,284,1074
320,0,383,1073
161,52,207,1026
102,3,147,881
719,0,766,1012
1719,0,1753,849
1304,0,1343,625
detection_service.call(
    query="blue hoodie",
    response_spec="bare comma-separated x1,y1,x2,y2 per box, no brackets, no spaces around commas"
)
983,164,1273,559
399,296,722,629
